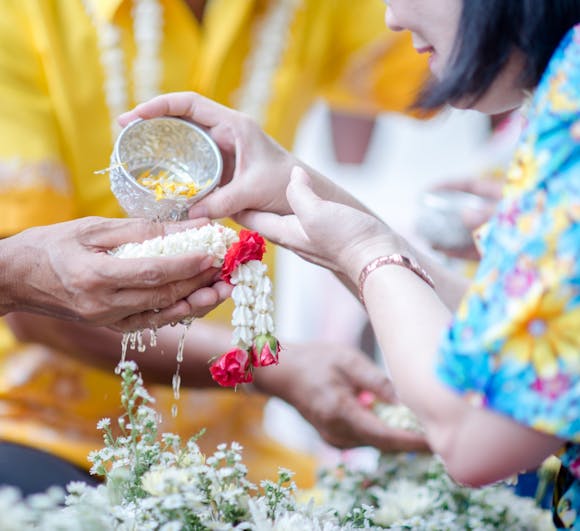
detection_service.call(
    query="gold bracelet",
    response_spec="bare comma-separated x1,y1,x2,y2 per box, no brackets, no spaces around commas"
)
358,254,435,306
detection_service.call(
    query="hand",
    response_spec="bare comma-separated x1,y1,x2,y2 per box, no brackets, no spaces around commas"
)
119,92,299,219
254,341,429,453
238,166,405,284
427,178,501,261
2,217,231,330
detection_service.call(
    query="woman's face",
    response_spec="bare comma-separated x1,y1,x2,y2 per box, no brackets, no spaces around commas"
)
385,0,525,114
385,0,461,79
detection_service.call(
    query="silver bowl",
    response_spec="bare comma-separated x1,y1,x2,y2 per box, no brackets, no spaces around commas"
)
109,117,222,220
416,189,493,250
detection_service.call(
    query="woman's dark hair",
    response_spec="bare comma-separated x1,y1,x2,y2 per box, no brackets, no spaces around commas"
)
419,1,580,109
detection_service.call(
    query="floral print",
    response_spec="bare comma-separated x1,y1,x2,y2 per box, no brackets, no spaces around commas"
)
437,25,580,529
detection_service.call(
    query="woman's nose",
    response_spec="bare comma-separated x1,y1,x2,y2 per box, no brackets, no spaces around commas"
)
384,5,403,32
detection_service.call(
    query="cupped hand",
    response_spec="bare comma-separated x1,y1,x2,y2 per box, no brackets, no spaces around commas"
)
429,178,501,261
237,166,405,284
111,279,233,332
3,216,231,329
254,342,429,453
119,92,298,220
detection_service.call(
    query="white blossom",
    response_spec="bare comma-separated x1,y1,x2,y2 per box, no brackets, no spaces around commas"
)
0,363,554,530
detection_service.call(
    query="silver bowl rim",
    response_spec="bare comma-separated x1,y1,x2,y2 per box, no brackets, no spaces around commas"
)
112,116,223,201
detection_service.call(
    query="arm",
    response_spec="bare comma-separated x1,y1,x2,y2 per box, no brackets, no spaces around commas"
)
238,167,564,486
253,341,429,453
120,93,470,311
7,307,429,453
362,264,562,486
5,311,232,388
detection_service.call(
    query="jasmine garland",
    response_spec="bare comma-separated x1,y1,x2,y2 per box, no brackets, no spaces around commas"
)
111,223,281,388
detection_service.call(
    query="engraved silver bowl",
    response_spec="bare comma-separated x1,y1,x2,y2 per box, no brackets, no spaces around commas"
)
110,117,222,220
415,189,492,250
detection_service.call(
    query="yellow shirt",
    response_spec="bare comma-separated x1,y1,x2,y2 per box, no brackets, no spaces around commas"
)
0,0,427,485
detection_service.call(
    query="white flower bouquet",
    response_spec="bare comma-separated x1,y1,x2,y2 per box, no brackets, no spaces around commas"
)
0,361,554,530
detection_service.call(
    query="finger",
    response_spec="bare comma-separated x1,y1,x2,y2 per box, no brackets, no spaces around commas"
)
112,299,196,332
119,92,229,129
340,398,429,452
185,281,232,309
236,209,337,269
433,178,502,199
342,355,397,404
83,217,211,249
234,210,297,243
101,253,217,288
286,166,312,212
460,203,496,229
114,281,230,331
431,244,481,261
113,267,220,310
285,166,322,223
189,184,252,220
235,209,311,255
465,178,503,199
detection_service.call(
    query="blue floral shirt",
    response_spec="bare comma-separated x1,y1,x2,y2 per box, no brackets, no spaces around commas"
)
437,25,580,529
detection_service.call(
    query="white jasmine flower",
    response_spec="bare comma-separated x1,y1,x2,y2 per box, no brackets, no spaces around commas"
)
159,522,182,531
0,363,553,530
96,417,111,430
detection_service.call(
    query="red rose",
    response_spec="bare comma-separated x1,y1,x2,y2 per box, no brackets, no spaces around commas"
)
209,348,253,387
250,334,281,367
221,230,266,284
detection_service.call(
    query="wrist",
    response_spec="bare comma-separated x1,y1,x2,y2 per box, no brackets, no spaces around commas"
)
344,232,411,286
358,252,435,306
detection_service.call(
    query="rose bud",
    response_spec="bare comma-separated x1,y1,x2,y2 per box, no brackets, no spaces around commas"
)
251,334,281,367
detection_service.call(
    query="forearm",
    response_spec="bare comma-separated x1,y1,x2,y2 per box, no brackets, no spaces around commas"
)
363,265,456,423
363,266,562,484
323,231,470,312
5,313,233,388
412,246,471,310
295,169,471,311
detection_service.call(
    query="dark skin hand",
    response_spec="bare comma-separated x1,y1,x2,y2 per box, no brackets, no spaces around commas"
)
429,179,502,261
0,216,231,330
7,309,429,453
254,342,430,453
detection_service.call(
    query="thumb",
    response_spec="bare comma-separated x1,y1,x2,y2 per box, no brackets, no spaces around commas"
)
82,217,207,249
188,184,243,220
286,166,323,221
